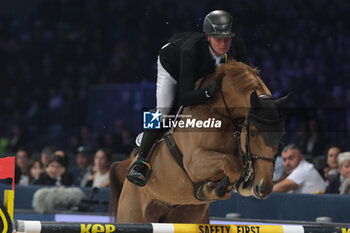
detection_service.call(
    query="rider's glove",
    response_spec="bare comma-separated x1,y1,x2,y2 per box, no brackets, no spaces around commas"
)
204,73,224,99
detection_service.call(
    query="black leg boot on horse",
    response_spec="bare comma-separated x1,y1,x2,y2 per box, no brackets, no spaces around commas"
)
127,130,162,186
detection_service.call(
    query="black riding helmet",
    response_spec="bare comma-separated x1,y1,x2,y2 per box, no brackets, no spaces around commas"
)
203,10,235,38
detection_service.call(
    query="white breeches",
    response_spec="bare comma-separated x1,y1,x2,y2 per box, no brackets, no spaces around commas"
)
156,56,178,115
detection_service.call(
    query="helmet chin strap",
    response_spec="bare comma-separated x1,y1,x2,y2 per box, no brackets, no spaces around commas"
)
206,34,212,48
207,36,217,56
207,36,217,54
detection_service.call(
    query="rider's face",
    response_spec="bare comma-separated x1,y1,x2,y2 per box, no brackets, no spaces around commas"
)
208,36,232,56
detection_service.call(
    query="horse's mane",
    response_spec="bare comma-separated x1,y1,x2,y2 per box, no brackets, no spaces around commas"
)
216,60,268,95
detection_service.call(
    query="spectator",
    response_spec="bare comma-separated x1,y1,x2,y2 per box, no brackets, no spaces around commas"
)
339,152,350,194
28,159,44,184
15,148,32,186
54,150,65,157
75,146,93,187
54,150,69,168
326,152,350,194
40,146,56,168
35,155,72,186
323,146,341,183
89,148,111,188
273,144,326,194
273,156,287,183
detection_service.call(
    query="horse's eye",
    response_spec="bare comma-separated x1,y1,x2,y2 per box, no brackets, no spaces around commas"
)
250,129,258,138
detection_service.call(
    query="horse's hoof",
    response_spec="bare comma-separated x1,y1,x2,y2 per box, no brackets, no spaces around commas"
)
215,185,227,197
215,176,230,197
195,181,216,201
195,184,210,201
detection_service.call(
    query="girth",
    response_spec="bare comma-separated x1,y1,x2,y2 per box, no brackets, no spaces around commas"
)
163,132,208,201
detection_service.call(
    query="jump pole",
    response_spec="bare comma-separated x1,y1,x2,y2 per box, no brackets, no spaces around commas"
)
16,220,350,233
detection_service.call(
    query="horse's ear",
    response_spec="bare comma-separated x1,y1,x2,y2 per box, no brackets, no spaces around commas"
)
250,91,260,107
275,92,293,107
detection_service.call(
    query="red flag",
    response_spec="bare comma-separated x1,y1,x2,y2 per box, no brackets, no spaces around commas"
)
0,156,15,190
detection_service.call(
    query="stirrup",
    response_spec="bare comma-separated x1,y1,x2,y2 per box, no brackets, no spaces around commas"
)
126,159,152,186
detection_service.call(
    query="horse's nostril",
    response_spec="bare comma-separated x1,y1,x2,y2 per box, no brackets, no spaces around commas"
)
256,184,273,197
254,185,259,194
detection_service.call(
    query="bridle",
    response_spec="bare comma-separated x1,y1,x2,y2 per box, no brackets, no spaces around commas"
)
206,89,278,185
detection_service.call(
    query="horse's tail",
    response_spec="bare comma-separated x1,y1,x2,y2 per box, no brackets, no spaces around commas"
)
109,148,137,219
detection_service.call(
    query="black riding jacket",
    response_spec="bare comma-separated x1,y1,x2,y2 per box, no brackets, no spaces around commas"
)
159,32,248,107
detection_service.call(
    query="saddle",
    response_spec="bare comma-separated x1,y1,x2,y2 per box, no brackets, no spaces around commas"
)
134,106,183,161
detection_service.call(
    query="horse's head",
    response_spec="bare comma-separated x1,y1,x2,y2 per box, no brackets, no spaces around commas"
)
209,60,291,199
235,91,291,199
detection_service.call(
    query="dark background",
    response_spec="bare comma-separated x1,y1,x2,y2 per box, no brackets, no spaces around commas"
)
0,0,349,158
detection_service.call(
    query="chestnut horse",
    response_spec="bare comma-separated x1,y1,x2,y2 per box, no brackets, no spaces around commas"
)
109,150,210,222
110,60,290,223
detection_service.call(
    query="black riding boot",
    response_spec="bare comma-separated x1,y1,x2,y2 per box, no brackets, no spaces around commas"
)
126,130,162,186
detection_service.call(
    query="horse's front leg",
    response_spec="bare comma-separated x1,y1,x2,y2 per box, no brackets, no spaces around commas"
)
184,148,242,200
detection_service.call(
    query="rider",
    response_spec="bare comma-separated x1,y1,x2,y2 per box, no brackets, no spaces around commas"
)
127,10,249,186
